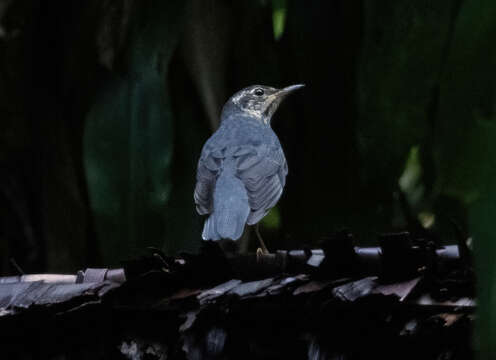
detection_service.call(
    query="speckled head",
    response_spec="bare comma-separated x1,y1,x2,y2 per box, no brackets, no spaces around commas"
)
222,84,305,125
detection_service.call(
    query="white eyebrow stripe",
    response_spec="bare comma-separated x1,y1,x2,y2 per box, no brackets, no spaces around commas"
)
232,92,244,105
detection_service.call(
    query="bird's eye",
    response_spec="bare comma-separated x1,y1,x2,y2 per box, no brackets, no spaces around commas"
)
254,88,264,96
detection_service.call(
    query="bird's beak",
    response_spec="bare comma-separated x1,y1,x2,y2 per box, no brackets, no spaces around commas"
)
263,84,304,124
277,84,305,98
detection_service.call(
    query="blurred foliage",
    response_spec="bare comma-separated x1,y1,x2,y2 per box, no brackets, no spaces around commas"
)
261,207,281,230
0,1,496,356
272,0,287,41
399,145,423,208
85,0,185,264
436,0,496,357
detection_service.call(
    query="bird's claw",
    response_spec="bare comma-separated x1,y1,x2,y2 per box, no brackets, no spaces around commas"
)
256,247,270,263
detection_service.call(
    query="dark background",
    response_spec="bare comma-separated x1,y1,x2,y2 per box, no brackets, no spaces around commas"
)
0,0,495,355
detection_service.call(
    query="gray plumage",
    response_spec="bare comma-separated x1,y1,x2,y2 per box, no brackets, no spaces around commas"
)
194,84,303,241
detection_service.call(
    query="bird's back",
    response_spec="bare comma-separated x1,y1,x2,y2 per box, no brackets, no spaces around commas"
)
194,116,287,240
205,115,281,151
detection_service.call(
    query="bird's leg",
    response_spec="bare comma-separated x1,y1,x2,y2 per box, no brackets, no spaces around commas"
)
255,223,269,256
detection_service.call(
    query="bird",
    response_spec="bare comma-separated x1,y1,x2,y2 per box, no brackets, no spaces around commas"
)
194,84,304,254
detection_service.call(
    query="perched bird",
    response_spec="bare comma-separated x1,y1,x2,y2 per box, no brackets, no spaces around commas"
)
194,84,304,253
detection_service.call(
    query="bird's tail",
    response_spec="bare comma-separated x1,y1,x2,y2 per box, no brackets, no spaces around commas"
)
202,171,250,241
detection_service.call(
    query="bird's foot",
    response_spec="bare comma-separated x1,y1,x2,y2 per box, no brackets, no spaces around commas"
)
256,247,270,263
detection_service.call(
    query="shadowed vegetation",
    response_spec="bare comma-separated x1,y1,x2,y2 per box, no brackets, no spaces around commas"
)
0,0,495,357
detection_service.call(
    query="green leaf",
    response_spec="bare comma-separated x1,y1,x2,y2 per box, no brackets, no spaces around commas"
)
432,0,496,356
262,207,281,230
84,1,185,265
272,0,287,41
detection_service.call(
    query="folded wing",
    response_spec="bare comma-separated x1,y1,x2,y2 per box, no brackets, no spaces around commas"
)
235,144,287,225
194,144,288,225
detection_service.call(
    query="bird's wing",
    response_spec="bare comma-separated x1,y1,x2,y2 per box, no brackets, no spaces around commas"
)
235,144,288,225
194,142,287,223
194,147,224,215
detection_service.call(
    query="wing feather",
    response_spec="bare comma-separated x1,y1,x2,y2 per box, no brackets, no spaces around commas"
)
235,145,287,224
194,141,287,225
194,148,222,215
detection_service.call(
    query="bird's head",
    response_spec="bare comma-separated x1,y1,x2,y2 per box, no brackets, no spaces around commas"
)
224,84,304,125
